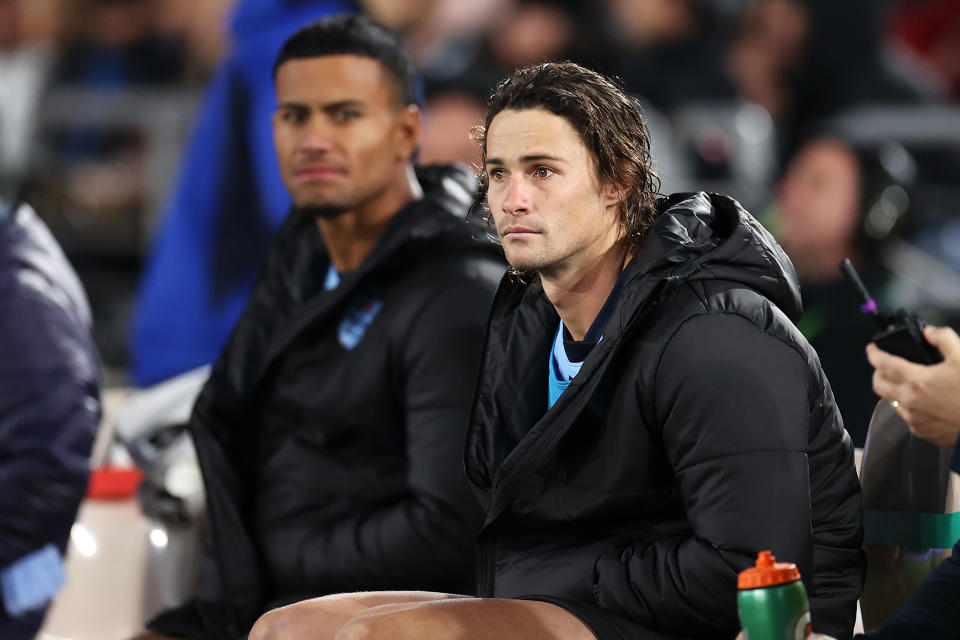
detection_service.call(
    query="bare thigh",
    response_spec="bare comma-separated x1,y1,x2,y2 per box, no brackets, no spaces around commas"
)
337,597,597,640
249,591,468,640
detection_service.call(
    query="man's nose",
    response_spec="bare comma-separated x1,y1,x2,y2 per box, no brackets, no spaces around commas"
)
301,117,335,153
501,177,531,216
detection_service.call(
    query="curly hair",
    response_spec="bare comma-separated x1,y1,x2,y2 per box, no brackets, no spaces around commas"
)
473,62,659,249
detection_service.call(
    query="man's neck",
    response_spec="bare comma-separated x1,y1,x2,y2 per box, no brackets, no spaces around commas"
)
317,165,423,273
541,243,633,342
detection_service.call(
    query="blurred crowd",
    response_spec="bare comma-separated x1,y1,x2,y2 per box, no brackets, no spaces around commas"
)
2,0,960,443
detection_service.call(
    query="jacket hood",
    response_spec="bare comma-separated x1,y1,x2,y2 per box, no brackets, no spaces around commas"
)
339,163,494,271
629,192,802,322
465,192,802,519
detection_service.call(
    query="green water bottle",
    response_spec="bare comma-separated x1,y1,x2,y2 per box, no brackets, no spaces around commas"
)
737,550,812,640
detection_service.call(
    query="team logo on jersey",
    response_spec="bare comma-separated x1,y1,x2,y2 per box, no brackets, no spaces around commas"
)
338,297,383,350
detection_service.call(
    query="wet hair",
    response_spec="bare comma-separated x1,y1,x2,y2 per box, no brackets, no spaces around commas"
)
473,61,660,248
273,13,417,106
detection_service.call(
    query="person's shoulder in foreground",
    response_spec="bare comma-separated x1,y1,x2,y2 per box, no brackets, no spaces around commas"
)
143,14,503,640
0,202,101,640
247,60,862,640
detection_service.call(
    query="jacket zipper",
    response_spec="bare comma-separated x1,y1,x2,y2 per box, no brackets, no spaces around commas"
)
483,291,667,531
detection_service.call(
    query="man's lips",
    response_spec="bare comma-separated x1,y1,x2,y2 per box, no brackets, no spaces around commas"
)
293,165,346,180
501,225,539,237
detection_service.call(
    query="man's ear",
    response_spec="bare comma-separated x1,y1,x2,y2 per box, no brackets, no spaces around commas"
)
395,104,422,162
600,179,625,212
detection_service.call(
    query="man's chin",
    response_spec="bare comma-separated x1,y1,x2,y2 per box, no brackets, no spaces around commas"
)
503,247,547,272
505,256,547,273
291,204,348,220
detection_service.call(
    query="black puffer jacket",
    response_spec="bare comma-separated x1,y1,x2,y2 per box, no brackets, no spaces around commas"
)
149,166,505,639
465,193,865,640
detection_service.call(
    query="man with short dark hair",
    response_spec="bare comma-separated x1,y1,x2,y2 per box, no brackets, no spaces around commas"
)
141,14,503,640
251,61,865,640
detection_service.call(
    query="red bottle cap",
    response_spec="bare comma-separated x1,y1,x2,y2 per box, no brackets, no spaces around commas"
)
86,465,144,500
738,551,802,589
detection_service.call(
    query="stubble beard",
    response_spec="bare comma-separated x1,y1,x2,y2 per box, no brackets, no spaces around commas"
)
290,180,391,222
503,242,554,275
496,223,550,273
291,203,349,221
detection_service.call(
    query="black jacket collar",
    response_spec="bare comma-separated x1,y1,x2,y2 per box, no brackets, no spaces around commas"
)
255,164,493,385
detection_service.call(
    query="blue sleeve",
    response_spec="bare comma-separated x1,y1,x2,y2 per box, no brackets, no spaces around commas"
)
0,545,64,616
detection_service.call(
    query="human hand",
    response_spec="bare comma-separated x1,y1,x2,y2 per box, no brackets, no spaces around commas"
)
866,325,960,448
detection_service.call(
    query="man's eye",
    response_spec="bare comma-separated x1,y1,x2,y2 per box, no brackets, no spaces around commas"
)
282,110,307,124
535,166,554,179
489,168,506,181
335,109,360,122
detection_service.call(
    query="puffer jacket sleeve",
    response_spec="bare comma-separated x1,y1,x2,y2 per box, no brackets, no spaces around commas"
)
594,312,853,636
148,334,268,639
149,216,304,640
293,278,492,593
0,279,100,571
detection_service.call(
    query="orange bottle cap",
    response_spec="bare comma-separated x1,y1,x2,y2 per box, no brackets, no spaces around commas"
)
738,551,801,589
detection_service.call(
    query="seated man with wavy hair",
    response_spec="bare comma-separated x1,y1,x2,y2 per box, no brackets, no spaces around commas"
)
250,61,865,640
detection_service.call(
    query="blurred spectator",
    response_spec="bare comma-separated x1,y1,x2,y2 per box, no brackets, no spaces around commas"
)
419,88,485,166
131,0,354,386
729,0,927,163
51,0,186,167
154,0,235,82
0,0,57,199
55,0,185,90
488,1,576,69
365,0,507,76
890,0,960,102
489,1,612,75
606,0,738,113
18,0,187,374
0,200,101,640
361,0,509,169
727,0,807,120
405,0,613,107
772,135,913,445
